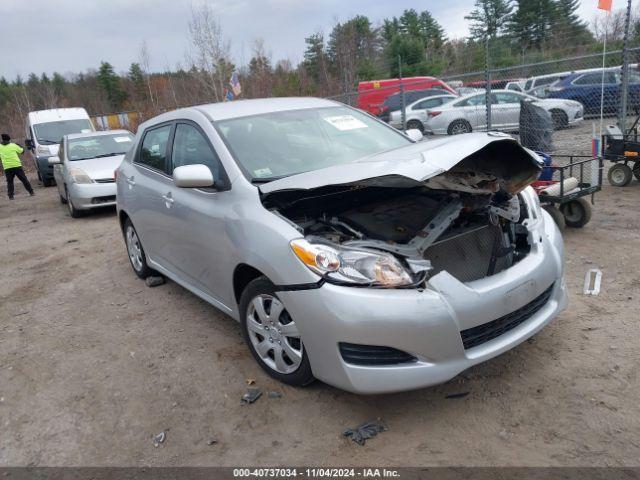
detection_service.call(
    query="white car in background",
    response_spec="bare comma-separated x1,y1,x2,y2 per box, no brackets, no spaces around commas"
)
423,90,584,135
388,94,457,132
50,130,134,217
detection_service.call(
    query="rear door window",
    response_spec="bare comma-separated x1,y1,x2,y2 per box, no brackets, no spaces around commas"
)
137,124,172,172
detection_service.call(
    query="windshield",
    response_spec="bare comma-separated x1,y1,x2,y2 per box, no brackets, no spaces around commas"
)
217,107,411,181
67,133,134,161
34,119,94,144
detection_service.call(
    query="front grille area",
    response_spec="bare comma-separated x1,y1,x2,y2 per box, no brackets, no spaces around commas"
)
427,225,512,283
91,195,116,204
339,343,417,366
460,283,555,350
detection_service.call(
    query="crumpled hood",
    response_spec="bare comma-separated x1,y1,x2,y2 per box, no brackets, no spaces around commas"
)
259,133,542,196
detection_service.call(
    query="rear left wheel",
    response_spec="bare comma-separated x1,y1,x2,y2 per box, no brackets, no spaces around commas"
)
123,218,154,278
407,119,424,133
239,277,314,387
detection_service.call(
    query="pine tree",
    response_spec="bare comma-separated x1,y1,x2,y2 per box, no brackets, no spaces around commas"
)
508,0,555,49
97,61,127,110
465,0,513,40
303,33,328,84
552,0,592,45
128,62,146,98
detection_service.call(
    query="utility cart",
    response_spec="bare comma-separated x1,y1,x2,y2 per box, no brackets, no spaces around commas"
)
602,119,640,186
531,154,603,230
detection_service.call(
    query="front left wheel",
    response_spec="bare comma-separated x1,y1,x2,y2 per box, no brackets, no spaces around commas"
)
239,277,314,387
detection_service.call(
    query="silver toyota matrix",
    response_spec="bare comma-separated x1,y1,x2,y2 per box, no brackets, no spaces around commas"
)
116,97,567,394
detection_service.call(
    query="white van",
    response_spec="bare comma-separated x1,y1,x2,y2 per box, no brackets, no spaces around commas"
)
25,108,95,186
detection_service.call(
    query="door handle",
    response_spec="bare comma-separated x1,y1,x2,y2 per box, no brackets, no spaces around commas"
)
162,192,174,208
125,175,136,186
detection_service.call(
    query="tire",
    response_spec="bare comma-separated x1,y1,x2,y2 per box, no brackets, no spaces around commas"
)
42,177,53,187
59,193,68,204
560,198,592,228
406,119,424,133
608,163,633,187
66,188,84,218
543,205,566,231
123,218,154,279
239,276,314,387
633,161,640,181
447,119,472,135
550,109,568,130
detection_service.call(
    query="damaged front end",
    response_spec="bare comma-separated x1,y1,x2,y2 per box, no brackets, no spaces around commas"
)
261,136,543,288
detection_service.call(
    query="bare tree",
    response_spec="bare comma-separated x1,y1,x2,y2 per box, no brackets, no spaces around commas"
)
187,2,233,102
138,40,158,111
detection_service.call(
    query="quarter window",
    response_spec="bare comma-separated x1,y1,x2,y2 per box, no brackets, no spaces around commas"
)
171,123,222,183
138,125,171,171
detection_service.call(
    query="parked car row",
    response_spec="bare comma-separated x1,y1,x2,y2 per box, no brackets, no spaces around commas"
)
22,99,567,395
386,90,583,135
24,108,135,217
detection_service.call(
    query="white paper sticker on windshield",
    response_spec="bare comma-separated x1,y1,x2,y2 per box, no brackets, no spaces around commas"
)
253,167,273,177
113,136,131,143
323,115,368,131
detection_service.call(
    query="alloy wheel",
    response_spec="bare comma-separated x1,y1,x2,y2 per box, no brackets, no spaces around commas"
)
246,294,302,374
126,225,144,272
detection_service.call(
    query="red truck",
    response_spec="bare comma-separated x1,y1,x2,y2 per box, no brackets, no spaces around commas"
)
357,76,456,116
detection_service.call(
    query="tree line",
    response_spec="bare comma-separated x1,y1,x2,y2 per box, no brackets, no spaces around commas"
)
1,0,638,137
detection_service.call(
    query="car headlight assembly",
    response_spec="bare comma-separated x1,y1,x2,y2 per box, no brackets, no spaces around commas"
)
290,238,415,287
36,145,51,156
69,167,94,184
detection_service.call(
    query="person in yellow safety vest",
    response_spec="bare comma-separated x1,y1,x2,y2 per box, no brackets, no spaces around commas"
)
0,133,34,200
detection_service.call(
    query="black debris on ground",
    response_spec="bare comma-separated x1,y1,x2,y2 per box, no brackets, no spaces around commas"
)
206,438,218,446
445,392,470,399
241,388,262,404
343,420,387,446
145,276,166,288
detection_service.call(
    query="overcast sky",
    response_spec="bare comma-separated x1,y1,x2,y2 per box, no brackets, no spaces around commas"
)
2,0,602,80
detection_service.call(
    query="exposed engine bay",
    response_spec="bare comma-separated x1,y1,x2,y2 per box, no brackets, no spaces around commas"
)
261,139,541,287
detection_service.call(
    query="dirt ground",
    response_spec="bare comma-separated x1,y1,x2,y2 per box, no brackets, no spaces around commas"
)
1,122,639,467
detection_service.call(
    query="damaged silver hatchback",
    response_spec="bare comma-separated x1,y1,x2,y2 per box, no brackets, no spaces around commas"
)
116,98,568,394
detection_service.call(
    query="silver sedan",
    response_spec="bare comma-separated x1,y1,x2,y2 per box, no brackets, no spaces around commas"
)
116,98,567,394
388,94,457,132
423,90,584,135
51,130,134,217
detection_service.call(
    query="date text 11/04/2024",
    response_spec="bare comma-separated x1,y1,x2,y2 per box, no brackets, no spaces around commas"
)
232,468,401,478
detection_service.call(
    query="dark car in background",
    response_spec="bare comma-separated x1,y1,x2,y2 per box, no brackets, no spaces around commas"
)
378,89,458,123
546,69,640,114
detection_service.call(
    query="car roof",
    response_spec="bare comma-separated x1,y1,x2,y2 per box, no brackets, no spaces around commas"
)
28,108,90,124
165,98,343,125
408,94,456,106
65,129,132,141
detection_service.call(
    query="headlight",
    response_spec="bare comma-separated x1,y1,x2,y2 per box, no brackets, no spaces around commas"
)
68,167,94,184
290,239,414,287
36,145,51,156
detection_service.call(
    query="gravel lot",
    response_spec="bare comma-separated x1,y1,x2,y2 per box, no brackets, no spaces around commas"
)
1,120,639,466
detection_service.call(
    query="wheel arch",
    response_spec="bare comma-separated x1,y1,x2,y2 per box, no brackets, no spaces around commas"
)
233,263,268,305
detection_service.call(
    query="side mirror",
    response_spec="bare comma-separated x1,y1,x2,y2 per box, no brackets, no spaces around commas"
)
48,156,61,165
173,164,214,188
25,139,34,150
406,128,423,142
